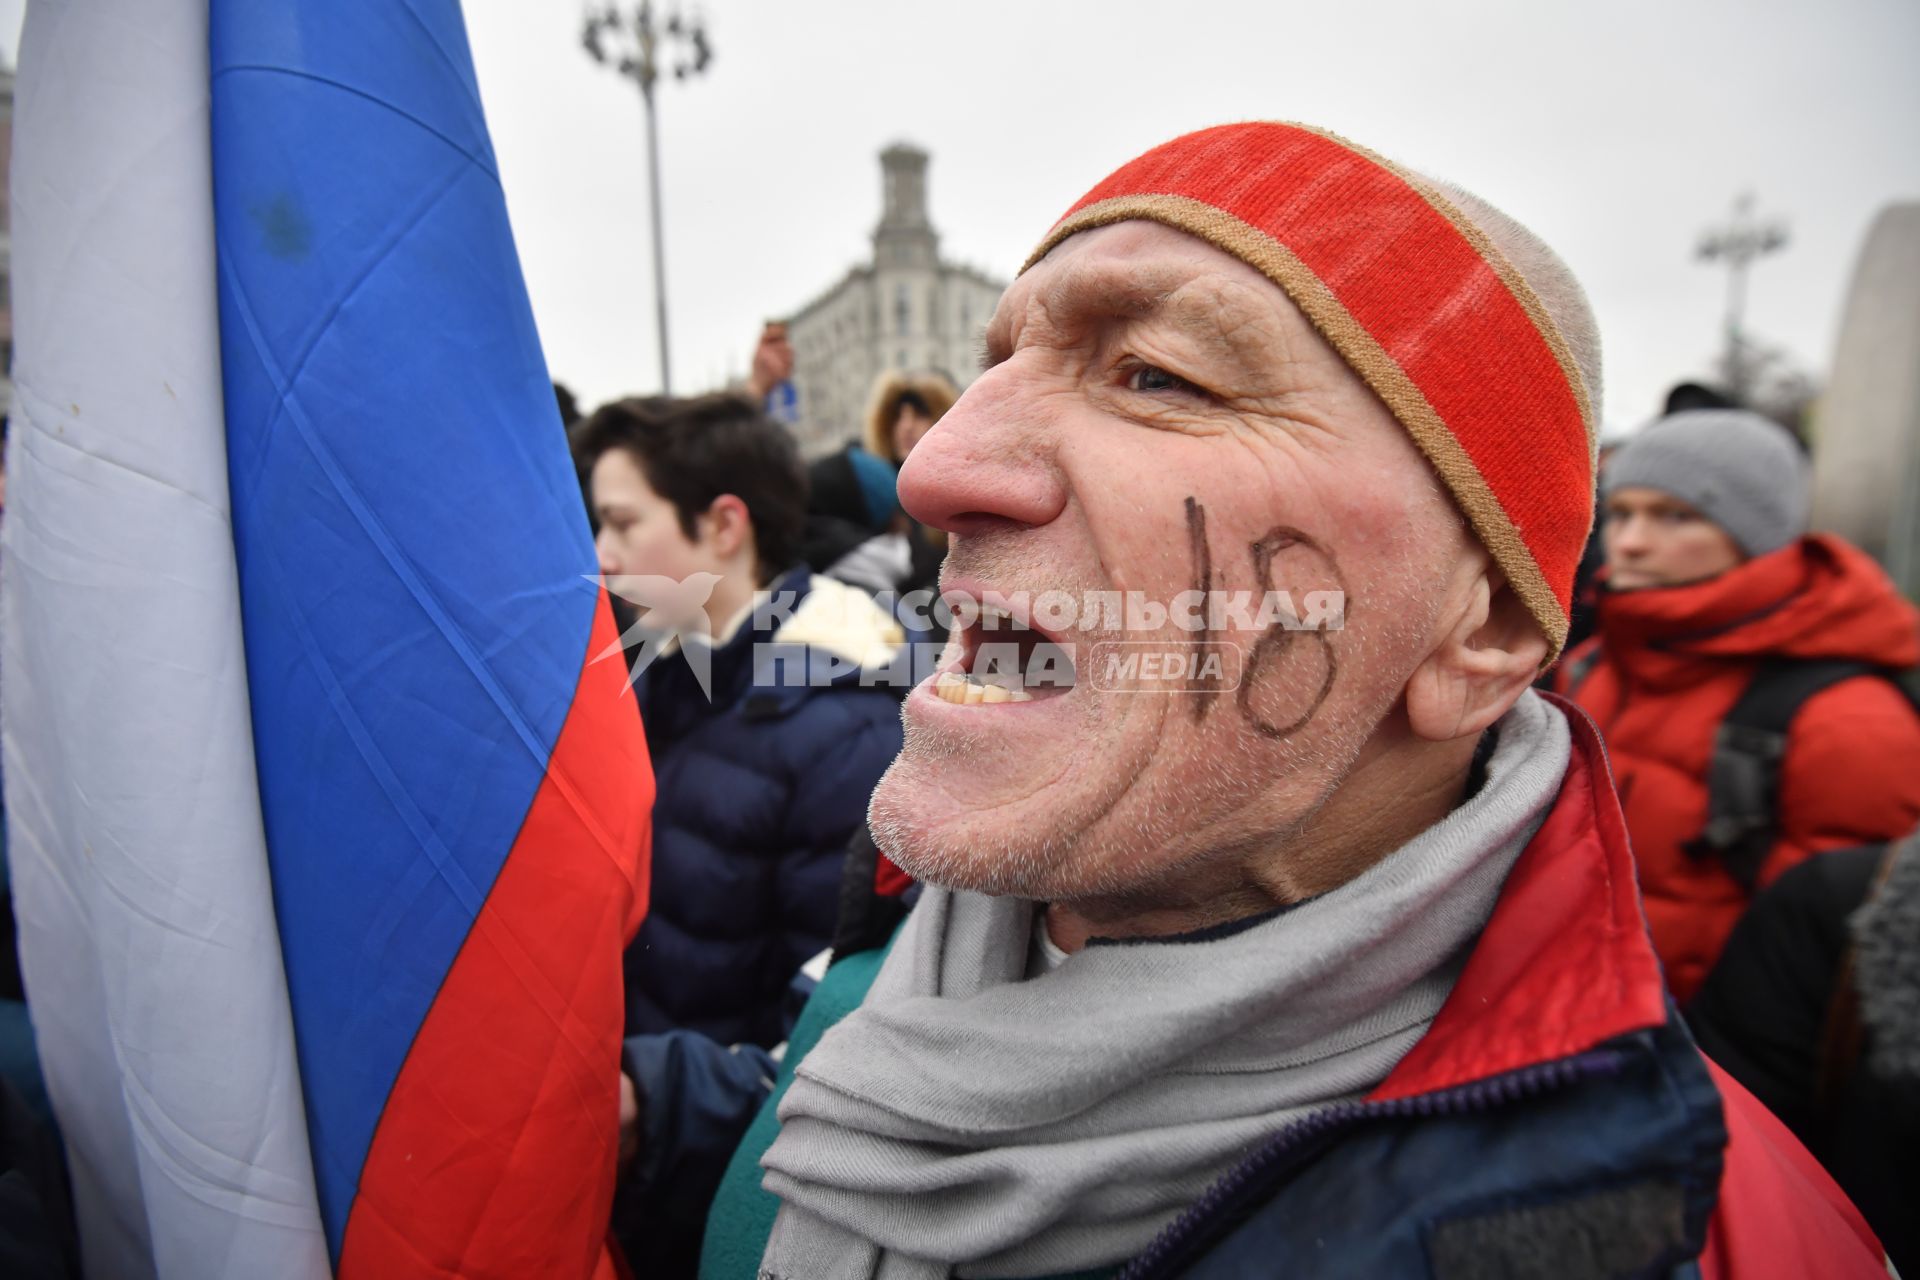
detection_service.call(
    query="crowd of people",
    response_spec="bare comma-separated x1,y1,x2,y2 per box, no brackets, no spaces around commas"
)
3,119,1917,1278
560,122,1920,1279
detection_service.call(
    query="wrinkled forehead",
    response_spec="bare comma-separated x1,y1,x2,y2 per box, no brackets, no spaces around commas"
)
1001,123,1596,659
984,221,1319,370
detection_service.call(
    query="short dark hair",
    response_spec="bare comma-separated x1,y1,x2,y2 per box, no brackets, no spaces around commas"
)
572,394,807,586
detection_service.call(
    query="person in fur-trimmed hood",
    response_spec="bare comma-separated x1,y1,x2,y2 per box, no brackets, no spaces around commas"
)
680,123,1888,1279
1690,827,1920,1275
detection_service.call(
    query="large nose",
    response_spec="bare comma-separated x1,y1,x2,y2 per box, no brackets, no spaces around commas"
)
594,525,620,576
897,367,1068,537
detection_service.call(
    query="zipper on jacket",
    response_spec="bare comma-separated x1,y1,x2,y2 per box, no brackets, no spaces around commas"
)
1116,1049,1630,1280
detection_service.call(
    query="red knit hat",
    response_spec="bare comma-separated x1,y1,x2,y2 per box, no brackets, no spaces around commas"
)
1023,122,1598,657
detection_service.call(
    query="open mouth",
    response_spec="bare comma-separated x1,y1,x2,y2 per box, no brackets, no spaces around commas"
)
930,600,1078,706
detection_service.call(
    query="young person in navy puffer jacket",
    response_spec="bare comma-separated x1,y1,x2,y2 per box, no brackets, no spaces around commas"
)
577,395,911,1277
575,394,908,1051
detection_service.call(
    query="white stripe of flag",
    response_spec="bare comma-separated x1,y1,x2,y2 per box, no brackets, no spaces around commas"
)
2,0,330,1275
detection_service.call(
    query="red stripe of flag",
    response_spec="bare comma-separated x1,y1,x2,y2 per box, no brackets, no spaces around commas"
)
341,595,650,1279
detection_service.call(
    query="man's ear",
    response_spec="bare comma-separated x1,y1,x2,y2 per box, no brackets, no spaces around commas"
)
1404,563,1552,743
698,494,754,563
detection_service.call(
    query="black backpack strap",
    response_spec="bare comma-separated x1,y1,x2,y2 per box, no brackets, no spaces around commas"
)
1684,659,1884,892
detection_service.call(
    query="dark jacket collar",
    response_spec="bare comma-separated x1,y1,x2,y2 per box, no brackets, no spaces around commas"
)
633,566,815,741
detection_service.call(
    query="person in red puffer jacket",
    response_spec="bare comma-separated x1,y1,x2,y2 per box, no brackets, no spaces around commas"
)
1558,409,1920,1001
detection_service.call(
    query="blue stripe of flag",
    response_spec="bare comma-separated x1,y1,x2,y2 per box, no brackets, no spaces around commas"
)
210,0,602,1254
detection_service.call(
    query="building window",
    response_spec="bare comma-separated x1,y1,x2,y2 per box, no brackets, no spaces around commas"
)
895,284,911,337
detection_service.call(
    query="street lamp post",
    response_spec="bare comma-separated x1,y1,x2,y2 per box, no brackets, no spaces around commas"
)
1695,193,1788,404
583,3,712,395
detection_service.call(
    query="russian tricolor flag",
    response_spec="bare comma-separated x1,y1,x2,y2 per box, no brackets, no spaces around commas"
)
2,2,652,1277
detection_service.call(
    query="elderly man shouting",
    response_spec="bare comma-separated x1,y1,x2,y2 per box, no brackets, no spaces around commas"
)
694,123,1885,1278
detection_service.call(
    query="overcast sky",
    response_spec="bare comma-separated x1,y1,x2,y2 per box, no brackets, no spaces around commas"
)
457,0,1917,435
8,1,1917,435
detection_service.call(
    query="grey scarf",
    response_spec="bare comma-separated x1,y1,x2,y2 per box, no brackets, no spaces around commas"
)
760,692,1572,1280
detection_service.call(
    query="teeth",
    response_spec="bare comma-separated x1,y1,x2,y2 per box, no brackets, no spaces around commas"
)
932,671,1035,706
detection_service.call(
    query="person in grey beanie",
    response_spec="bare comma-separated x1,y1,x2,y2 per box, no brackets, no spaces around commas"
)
1601,410,1810,585
1556,408,1920,1001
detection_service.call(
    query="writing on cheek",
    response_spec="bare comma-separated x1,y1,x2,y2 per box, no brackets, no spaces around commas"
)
1182,498,1343,738
1239,525,1342,740
1185,496,1225,720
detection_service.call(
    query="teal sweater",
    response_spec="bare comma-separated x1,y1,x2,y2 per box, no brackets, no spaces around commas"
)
697,940,1113,1280
699,943,883,1279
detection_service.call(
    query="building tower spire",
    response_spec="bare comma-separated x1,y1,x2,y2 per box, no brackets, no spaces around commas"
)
873,143,938,269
